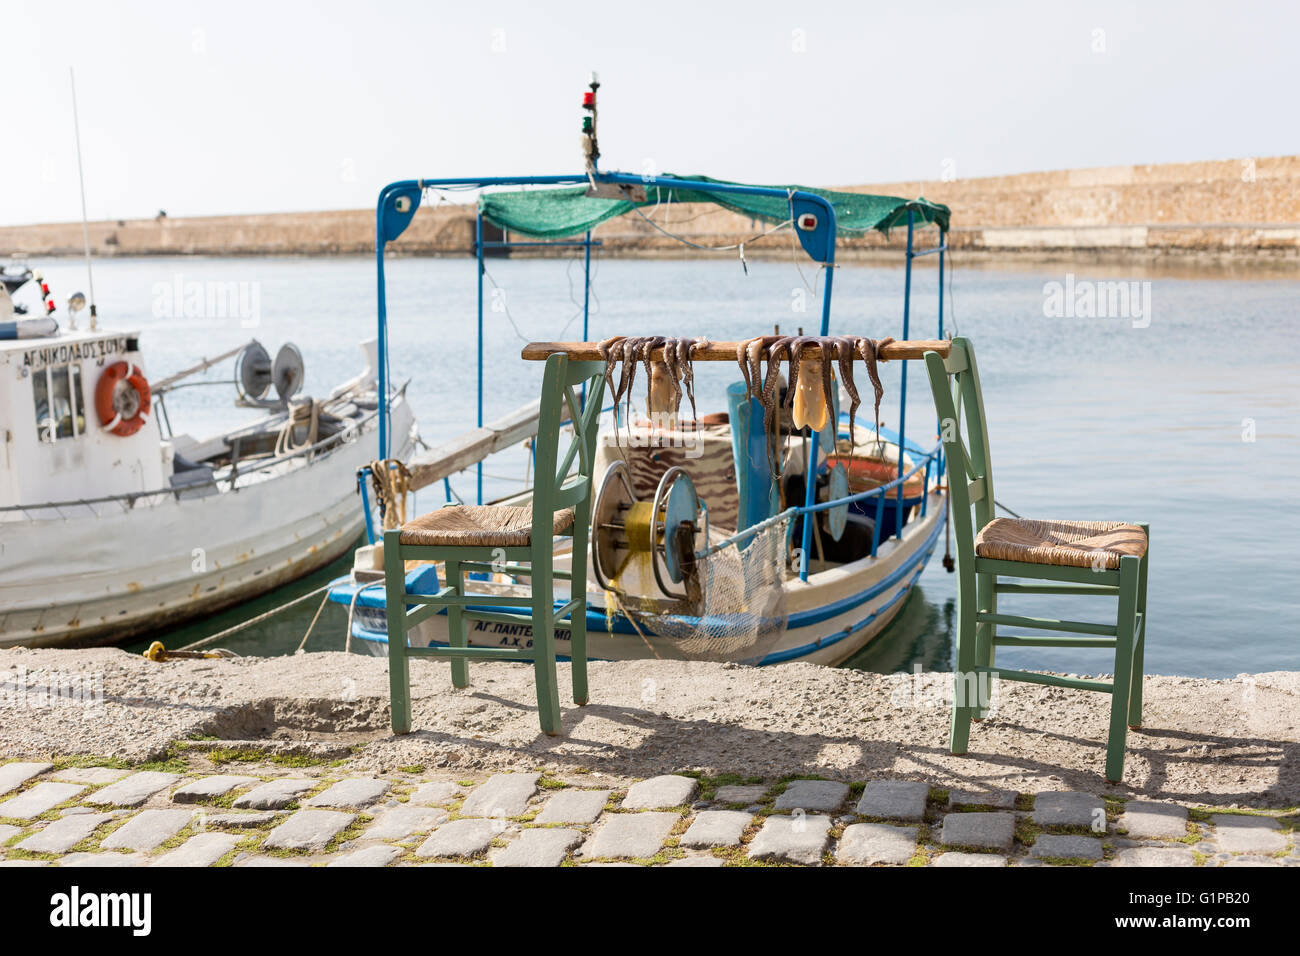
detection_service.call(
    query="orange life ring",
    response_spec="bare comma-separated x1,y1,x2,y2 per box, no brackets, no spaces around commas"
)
95,361,152,437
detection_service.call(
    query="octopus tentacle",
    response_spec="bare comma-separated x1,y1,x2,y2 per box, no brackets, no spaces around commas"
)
736,339,755,403
684,336,708,423
855,336,894,440
746,334,781,405
781,337,812,411
638,336,667,415
619,337,643,434
818,341,836,432
663,338,683,416
597,335,626,417
674,338,691,417
832,336,861,446
763,336,796,425
763,336,798,477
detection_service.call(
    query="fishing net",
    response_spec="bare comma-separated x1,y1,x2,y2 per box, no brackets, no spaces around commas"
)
479,176,950,240
612,514,792,663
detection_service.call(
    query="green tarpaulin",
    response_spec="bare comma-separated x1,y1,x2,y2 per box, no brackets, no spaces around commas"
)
477,175,950,241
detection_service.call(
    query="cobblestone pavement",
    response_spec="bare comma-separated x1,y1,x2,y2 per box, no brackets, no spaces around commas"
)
1,761,1295,867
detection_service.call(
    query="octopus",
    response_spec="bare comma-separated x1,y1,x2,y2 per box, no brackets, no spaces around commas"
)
735,333,896,479
855,335,894,442
595,334,892,476
597,335,711,445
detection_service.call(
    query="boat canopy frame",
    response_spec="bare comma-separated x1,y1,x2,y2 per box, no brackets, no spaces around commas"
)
373,169,949,580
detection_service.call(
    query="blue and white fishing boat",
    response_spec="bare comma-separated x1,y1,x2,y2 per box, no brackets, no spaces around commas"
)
329,78,953,666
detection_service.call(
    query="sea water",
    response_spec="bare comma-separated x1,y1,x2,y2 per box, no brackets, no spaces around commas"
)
26,254,1297,677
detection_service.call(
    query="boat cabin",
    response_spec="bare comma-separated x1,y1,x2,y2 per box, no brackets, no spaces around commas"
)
0,330,165,508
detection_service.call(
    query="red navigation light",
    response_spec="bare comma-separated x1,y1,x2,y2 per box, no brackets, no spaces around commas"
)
797,213,819,231
582,91,595,108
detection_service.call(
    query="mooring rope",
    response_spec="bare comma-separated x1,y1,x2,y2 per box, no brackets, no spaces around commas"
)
177,582,333,652
293,589,332,653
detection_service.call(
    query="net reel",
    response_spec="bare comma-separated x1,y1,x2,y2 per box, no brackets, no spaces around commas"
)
592,461,705,600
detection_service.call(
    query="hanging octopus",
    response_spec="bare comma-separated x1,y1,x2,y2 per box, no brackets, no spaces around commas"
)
734,333,895,479
597,335,711,446
855,335,894,444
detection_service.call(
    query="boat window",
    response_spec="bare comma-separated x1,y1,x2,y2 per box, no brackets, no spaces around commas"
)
32,365,86,442
71,365,85,436
33,369,52,442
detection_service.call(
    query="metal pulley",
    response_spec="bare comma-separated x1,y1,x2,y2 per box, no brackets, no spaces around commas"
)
591,461,702,600
236,340,306,408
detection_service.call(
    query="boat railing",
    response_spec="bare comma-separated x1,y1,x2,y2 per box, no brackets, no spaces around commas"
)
696,437,944,581
0,409,377,521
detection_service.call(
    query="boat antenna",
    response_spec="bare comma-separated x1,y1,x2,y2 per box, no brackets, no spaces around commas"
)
581,71,600,178
69,66,97,330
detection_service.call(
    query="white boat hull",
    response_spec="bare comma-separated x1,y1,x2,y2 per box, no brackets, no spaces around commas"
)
0,399,415,648
347,489,944,666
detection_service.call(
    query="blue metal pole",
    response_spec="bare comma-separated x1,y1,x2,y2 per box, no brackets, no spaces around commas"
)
376,203,390,459
581,228,592,410
358,467,376,544
582,229,592,341
798,243,837,581
475,207,484,505
937,227,946,340
936,227,946,481
896,209,915,540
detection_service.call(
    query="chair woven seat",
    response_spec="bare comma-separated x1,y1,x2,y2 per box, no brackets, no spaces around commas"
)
399,505,574,548
975,517,1147,570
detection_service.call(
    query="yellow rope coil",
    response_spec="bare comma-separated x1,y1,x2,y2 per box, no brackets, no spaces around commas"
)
624,501,656,553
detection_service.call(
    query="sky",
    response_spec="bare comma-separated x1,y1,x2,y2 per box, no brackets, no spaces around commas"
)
4,0,1296,226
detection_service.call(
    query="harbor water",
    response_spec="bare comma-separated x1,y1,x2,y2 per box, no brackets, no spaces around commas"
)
24,254,1296,678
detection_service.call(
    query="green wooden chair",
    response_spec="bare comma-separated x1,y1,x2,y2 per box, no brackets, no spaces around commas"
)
923,337,1149,782
383,353,606,736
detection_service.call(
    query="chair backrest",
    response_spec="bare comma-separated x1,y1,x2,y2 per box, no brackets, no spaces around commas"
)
923,337,995,579
531,354,607,539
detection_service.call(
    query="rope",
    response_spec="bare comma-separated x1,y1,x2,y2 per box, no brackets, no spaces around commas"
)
141,641,238,661
293,589,332,653
177,582,333,651
481,244,601,346
369,458,411,529
274,399,320,458
344,581,385,655
608,590,664,660
629,201,792,252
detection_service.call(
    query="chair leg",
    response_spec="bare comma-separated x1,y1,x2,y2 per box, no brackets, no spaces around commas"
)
972,570,996,720
532,609,562,736
1128,525,1150,729
530,556,562,736
383,531,412,735
1105,555,1141,783
444,559,469,689
950,579,977,755
569,511,591,706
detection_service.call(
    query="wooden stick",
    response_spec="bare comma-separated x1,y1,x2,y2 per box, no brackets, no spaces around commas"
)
521,338,951,362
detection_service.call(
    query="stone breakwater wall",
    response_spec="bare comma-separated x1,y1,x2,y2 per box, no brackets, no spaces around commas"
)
4,155,1297,261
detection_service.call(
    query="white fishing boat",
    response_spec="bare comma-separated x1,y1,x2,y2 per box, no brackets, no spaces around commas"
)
0,265,416,648
326,79,954,666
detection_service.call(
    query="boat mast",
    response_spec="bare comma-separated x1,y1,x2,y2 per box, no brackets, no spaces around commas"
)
70,67,97,330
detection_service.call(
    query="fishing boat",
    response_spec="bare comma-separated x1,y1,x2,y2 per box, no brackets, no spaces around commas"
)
0,265,416,648
328,77,952,666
